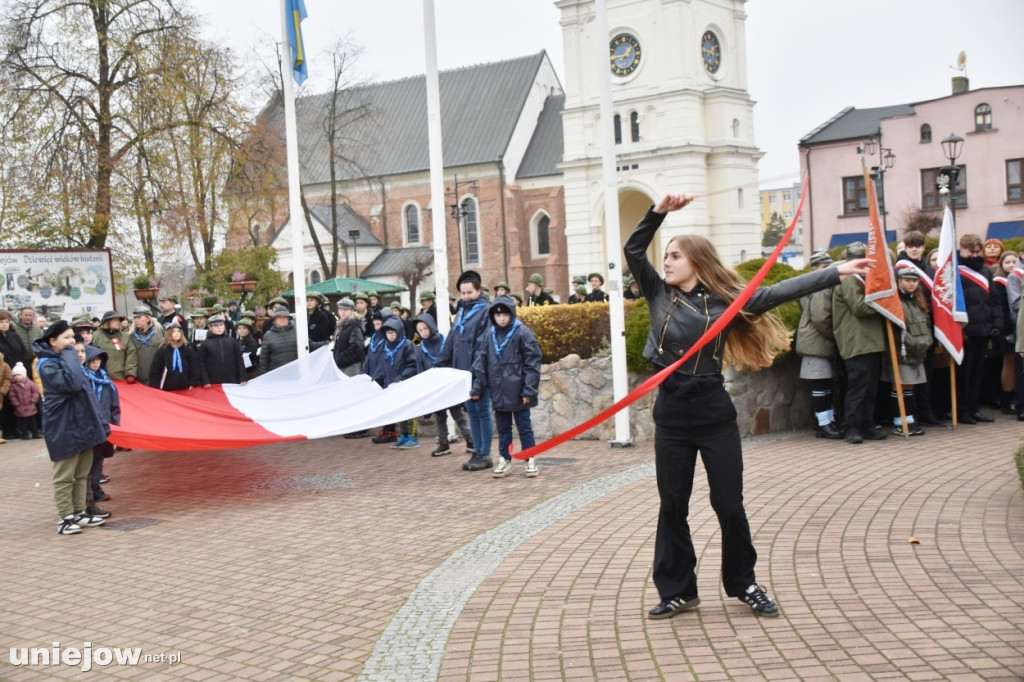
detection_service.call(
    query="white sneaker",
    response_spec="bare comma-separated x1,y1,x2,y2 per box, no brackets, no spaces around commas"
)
58,515,82,535
524,458,539,478
492,458,512,478
73,511,106,528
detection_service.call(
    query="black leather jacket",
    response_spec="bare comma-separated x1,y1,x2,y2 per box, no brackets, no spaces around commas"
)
624,208,841,379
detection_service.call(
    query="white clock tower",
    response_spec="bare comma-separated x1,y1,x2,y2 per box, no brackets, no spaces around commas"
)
556,0,762,279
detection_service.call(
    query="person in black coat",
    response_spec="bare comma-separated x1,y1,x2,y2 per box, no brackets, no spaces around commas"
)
235,319,260,380
525,274,556,306
149,322,200,391
956,234,1004,423
332,298,365,376
198,315,247,386
584,273,609,302
33,321,109,534
0,309,30,439
306,292,336,344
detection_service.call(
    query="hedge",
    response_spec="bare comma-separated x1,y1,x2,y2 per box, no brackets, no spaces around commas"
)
1016,441,1024,502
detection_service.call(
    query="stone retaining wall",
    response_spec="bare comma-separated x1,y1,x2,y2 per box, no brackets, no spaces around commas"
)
531,353,811,442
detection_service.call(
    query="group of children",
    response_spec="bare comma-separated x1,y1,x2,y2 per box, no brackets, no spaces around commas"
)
355,270,543,478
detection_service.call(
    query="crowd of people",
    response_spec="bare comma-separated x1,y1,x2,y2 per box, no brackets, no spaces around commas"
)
796,231,1024,445
3,227,1020,540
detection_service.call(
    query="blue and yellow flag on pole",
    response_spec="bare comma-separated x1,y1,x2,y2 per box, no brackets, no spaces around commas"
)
286,0,308,85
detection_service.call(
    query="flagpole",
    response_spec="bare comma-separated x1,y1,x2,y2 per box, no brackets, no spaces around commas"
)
595,0,630,447
885,320,908,437
944,195,958,428
422,0,450,336
281,0,310,359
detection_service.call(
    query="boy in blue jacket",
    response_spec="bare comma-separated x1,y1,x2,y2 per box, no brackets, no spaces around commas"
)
33,321,109,535
414,314,471,456
83,344,120,518
379,316,419,448
472,295,542,478
362,310,398,443
436,270,492,471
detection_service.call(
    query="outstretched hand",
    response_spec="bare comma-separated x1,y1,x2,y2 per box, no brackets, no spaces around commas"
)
836,258,874,276
654,193,694,214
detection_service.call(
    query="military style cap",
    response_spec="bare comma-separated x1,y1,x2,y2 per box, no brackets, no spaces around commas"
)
131,305,152,317
158,294,178,303
419,290,435,301
494,281,510,291
70,314,93,329
352,291,370,303
270,306,291,319
572,275,585,285
588,272,604,285
190,308,209,319
211,303,226,313
268,296,288,307
843,242,866,259
575,285,587,295
208,314,226,324
337,297,355,309
100,310,125,324
809,250,833,267
528,273,544,286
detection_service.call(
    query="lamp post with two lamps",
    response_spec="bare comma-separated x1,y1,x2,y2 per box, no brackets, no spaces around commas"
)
448,175,478,268
857,137,896,234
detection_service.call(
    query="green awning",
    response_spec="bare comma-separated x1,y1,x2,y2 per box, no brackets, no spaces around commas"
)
283,277,406,298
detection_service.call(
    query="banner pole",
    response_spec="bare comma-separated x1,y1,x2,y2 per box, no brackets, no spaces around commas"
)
886,320,908,437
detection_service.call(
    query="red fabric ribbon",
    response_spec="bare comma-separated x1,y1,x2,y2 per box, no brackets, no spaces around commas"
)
512,176,810,460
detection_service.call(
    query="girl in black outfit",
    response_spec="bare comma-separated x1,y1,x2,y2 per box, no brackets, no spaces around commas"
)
624,192,871,620
149,322,200,391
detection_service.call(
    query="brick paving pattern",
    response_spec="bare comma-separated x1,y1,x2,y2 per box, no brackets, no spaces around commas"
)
1,411,1022,680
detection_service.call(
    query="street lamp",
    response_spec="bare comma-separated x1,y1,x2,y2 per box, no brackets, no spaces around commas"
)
349,229,361,278
858,137,896,234
937,132,964,221
448,175,479,267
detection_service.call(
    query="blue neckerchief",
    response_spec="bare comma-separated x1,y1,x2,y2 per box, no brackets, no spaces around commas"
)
492,320,521,358
369,332,385,353
83,366,113,401
419,333,444,362
452,299,485,335
384,337,406,366
132,326,156,345
171,347,183,373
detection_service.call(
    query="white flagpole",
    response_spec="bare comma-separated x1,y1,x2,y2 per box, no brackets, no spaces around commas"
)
595,0,630,446
423,0,450,336
281,0,310,359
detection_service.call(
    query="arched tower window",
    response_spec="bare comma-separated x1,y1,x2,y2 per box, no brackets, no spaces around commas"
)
404,203,420,244
732,119,740,138
613,114,622,144
532,212,551,257
920,124,932,142
630,111,640,142
310,270,321,284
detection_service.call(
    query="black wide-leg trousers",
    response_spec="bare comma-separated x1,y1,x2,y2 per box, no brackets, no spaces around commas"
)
652,384,757,601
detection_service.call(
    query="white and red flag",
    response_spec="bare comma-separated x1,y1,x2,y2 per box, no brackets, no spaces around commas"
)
931,205,968,364
109,347,471,451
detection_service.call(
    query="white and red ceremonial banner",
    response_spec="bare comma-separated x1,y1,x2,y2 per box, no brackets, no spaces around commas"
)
931,205,968,364
861,167,904,329
109,347,471,451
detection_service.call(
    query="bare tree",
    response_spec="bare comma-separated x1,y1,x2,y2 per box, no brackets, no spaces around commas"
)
397,253,434,310
300,38,373,280
1,0,192,248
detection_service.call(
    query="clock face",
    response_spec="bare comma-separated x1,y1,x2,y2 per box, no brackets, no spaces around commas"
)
610,33,641,77
701,30,721,74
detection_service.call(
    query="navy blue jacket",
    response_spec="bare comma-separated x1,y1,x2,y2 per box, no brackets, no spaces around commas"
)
378,317,417,387
150,343,200,390
413,315,446,373
471,295,542,412
33,339,108,462
83,345,121,427
435,295,490,378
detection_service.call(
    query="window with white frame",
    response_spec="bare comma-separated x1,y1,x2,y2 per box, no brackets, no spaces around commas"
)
974,103,992,131
532,212,551,258
404,203,420,244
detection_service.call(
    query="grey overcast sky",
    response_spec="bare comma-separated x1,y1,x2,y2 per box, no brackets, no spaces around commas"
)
199,0,1024,190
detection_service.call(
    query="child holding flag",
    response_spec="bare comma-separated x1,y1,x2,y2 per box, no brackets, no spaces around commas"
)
886,269,933,435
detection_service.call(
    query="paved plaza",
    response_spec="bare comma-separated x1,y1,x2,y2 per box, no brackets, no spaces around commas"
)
1,410,1022,681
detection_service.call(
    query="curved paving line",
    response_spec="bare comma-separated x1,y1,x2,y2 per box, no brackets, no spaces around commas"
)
357,461,656,681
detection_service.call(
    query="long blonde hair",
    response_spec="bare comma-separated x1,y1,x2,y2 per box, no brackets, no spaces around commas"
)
666,234,790,370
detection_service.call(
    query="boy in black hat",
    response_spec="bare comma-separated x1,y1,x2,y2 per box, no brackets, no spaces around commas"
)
34,320,109,534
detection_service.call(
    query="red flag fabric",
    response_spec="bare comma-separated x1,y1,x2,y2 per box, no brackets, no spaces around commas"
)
861,166,905,329
931,205,967,364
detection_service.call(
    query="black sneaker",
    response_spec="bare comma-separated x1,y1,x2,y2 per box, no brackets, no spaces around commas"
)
431,440,451,457
85,504,112,519
463,453,492,471
647,596,700,620
740,585,779,617
814,422,843,440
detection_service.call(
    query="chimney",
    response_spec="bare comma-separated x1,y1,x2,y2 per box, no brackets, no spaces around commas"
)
952,76,969,94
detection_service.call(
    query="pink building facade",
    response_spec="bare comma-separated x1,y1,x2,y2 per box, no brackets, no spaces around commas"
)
798,83,1024,257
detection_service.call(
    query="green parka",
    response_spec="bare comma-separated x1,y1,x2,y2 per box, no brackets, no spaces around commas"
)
891,292,933,366
795,286,836,359
831,275,885,359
